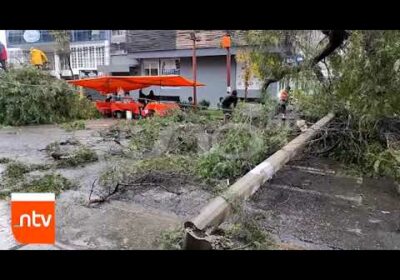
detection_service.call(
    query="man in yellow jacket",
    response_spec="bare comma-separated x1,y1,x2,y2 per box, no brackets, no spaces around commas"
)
30,47,48,69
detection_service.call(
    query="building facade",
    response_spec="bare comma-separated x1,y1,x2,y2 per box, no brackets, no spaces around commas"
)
5,30,110,79
100,30,288,107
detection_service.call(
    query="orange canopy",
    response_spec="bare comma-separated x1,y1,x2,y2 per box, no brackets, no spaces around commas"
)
68,75,205,94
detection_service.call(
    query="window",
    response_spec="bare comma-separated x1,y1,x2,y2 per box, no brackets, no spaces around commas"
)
40,30,53,42
7,30,24,45
143,60,159,76
95,46,105,66
112,43,127,54
74,30,91,42
71,30,106,42
112,30,125,36
6,30,107,47
7,30,56,46
143,59,180,76
88,46,95,68
91,30,101,41
161,59,180,75
71,44,106,69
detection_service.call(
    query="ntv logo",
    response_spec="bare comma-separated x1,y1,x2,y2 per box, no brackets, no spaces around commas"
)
11,193,56,244
15,210,52,228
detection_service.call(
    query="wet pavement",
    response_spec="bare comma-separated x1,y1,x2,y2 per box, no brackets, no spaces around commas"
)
0,119,399,250
56,198,181,249
0,201,15,249
0,119,212,250
0,119,118,164
245,155,400,250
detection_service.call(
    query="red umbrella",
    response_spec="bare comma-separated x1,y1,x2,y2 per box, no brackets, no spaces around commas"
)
68,75,205,94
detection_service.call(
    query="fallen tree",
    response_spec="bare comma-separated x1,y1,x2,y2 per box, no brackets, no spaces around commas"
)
0,66,98,126
183,113,335,249
247,30,400,183
246,30,350,91
91,107,296,204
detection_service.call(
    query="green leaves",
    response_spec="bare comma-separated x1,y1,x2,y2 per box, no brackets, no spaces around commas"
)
196,123,291,181
0,66,97,126
49,30,71,54
274,30,400,183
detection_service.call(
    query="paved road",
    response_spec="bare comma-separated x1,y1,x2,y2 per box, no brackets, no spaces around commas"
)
0,119,211,250
1,118,399,250
246,155,400,249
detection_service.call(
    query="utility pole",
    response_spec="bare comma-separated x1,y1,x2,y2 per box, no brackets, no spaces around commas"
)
190,32,200,107
221,32,232,94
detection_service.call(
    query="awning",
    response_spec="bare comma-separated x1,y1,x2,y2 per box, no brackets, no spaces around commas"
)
68,75,205,94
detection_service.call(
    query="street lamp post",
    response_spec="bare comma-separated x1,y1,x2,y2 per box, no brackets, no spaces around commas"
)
221,32,232,94
190,32,199,108
227,45,231,94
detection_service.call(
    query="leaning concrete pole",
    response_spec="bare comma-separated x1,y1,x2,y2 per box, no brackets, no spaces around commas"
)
183,113,335,249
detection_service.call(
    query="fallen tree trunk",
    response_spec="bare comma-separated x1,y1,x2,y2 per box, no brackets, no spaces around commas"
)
183,112,335,250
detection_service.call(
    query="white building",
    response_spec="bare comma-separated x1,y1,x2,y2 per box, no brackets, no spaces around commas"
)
5,30,110,79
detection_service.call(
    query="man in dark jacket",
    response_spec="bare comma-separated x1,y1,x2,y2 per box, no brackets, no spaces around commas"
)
0,42,7,71
139,89,145,103
148,90,156,101
221,90,238,122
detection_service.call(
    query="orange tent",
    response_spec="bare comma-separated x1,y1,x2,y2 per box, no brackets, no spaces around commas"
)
68,75,205,94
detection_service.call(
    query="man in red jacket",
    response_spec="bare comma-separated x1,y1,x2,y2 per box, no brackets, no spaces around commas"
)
0,42,7,71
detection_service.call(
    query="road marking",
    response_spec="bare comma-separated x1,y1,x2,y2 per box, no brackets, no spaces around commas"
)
285,165,363,184
269,184,363,206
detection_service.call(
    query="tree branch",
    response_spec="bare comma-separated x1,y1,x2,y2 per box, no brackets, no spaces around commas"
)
262,30,349,91
312,30,349,65
262,78,279,91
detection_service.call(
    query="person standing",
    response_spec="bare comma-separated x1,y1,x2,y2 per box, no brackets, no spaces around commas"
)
221,90,238,122
138,89,148,105
278,86,290,120
148,90,156,101
0,41,7,71
30,47,48,69
187,96,193,110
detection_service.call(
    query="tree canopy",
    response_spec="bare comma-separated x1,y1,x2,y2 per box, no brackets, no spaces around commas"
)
246,30,400,182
